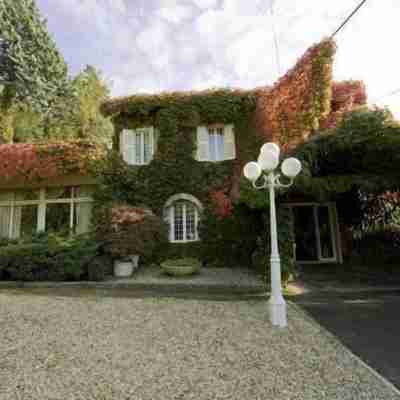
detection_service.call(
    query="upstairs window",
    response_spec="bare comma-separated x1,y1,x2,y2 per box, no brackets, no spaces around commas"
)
195,124,236,162
120,127,156,165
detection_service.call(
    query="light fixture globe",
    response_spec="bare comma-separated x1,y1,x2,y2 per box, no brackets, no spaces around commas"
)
261,142,280,158
281,157,302,178
258,150,279,171
243,161,262,181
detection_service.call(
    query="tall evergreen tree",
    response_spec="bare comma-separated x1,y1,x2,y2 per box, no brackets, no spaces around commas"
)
0,0,72,111
0,0,79,142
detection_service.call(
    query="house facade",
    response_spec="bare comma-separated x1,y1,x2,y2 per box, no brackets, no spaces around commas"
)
0,39,367,267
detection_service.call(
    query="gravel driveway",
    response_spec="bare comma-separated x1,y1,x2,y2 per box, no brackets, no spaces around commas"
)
0,290,398,400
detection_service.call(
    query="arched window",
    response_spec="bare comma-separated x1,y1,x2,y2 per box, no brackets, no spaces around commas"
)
164,194,203,243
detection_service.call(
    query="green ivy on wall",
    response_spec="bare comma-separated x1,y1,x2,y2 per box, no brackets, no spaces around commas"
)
94,89,264,264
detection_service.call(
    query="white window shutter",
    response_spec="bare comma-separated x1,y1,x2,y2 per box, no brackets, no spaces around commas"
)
121,129,136,165
149,127,155,162
153,128,159,159
120,129,127,161
196,126,209,161
223,124,236,160
169,206,174,241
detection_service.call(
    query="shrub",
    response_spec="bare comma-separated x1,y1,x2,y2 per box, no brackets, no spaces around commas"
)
350,228,400,268
199,203,263,267
87,255,113,281
0,233,110,281
94,203,169,262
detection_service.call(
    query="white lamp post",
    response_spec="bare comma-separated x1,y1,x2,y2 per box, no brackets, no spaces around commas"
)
243,143,302,328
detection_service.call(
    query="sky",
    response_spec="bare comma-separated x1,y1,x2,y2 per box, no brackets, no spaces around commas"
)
36,0,400,117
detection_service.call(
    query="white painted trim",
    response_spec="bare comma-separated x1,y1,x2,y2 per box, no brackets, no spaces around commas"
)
121,126,155,166
313,206,322,260
37,189,46,232
0,187,93,238
332,203,343,264
164,193,204,211
164,193,202,243
317,205,337,263
290,202,339,264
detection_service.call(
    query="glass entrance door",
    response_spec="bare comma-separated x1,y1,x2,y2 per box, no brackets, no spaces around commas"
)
292,204,337,263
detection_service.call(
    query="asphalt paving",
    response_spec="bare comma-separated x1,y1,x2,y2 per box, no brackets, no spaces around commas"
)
294,290,400,389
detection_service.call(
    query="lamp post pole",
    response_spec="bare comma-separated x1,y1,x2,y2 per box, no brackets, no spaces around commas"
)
243,143,302,328
267,172,287,327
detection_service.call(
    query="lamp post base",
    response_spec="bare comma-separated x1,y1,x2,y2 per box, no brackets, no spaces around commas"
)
269,296,287,327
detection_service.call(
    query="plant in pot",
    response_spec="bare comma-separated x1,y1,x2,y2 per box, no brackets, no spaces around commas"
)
94,203,168,278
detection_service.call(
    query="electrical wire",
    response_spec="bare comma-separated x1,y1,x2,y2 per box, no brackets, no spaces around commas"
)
270,0,281,78
331,0,368,38
372,88,400,103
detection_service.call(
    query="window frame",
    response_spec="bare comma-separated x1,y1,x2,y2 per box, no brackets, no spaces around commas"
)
164,194,203,244
0,187,93,239
195,124,235,162
120,127,155,166
169,201,199,243
289,202,341,264
207,126,225,162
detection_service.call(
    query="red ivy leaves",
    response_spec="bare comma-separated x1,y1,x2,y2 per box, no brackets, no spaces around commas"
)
320,80,367,130
255,39,337,149
209,189,233,218
110,205,153,231
0,141,103,182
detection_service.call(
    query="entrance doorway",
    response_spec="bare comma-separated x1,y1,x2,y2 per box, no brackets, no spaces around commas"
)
291,203,340,263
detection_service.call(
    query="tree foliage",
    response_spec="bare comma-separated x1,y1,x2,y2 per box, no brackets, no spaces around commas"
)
0,0,71,110
72,65,114,146
292,107,400,199
0,65,114,144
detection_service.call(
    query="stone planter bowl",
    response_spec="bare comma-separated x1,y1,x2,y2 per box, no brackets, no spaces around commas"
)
160,258,201,277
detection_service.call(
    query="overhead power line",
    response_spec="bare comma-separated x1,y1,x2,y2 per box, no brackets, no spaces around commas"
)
373,88,400,103
331,0,368,38
270,0,281,77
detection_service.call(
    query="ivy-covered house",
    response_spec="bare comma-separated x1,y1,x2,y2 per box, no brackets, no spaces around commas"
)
98,38,368,267
0,39,371,269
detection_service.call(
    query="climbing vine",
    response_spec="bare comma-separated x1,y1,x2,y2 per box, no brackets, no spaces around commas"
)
0,140,104,183
97,89,262,263
255,38,336,148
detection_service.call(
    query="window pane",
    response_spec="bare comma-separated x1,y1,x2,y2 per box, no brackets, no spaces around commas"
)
0,191,13,202
143,131,150,163
293,206,318,261
174,202,184,241
12,205,38,239
74,202,92,235
46,187,73,200
46,203,71,234
135,132,142,164
208,129,216,162
0,206,11,238
75,185,94,198
186,203,196,241
216,128,224,161
14,189,40,201
318,206,334,259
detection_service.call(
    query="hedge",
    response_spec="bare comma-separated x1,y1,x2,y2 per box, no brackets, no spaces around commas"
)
0,233,112,281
